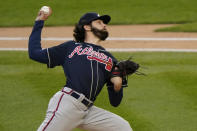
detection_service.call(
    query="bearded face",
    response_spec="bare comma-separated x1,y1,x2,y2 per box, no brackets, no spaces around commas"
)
90,25,109,41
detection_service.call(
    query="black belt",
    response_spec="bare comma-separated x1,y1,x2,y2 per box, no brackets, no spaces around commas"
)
70,92,93,108
62,88,93,108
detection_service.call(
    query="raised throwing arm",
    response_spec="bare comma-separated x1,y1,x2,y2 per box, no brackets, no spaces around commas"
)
28,7,52,64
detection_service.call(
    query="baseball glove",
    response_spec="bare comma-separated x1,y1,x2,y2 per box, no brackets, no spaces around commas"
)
107,57,144,88
111,57,140,78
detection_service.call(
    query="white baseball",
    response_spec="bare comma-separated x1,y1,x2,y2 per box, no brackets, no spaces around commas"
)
40,6,50,14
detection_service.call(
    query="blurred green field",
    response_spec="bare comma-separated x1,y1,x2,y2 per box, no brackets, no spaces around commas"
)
0,0,197,31
0,51,197,131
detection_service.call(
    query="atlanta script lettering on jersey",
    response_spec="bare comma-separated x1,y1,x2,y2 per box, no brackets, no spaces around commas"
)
68,45,113,71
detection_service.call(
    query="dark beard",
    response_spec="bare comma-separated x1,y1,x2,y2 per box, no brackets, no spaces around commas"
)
91,26,109,41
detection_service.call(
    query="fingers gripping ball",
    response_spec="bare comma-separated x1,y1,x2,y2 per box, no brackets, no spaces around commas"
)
36,6,52,21
40,6,50,14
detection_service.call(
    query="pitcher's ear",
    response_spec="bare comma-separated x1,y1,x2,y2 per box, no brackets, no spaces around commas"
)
83,25,91,31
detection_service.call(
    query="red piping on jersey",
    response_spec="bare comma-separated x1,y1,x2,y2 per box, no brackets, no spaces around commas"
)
42,93,64,131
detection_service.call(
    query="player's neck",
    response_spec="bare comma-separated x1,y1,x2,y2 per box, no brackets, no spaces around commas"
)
84,38,100,45
84,32,100,45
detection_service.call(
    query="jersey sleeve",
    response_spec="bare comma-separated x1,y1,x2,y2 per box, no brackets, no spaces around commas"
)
105,51,124,107
28,20,49,64
107,86,123,107
47,41,72,68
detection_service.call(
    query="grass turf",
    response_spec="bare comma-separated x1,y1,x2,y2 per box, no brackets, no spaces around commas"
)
156,22,197,32
0,51,197,131
0,0,197,32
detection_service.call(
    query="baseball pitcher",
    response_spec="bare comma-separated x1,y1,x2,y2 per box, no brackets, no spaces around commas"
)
29,6,139,131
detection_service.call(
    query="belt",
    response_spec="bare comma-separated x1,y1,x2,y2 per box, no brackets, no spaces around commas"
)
61,87,93,108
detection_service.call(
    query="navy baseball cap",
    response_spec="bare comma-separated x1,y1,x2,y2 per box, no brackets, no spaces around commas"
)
78,12,111,25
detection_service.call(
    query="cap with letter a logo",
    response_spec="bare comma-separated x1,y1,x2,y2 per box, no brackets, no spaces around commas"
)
78,12,111,26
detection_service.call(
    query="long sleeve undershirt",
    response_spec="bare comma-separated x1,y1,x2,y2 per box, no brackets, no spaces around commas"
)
28,20,48,64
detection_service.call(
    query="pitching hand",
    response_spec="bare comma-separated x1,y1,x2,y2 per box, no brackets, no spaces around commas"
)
35,7,52,21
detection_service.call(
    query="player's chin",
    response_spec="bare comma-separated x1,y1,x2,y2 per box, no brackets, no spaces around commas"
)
92,28,109,41
99,31,109,41
100,36,108,41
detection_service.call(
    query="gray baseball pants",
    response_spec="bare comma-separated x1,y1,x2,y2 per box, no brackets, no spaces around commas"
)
37,88,132,131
